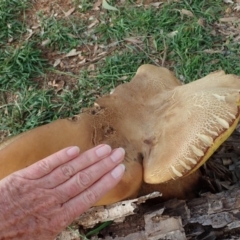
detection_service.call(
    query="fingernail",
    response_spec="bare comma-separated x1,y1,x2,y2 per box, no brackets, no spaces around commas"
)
110,148,125,162
95,145,111,157
111,164,125,179
66,146,80,157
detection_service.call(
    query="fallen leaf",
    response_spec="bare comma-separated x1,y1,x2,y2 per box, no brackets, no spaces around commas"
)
180,9,194,17
150,2,163,8
234,4,240,11
31,25,40,30
88,64,96,71
118,76,128,81
97,51,108,56
197,18,205,27
93,44,99,56
8,38,13,43
4,107,8,115
88,19,99,29
48,80,65,92
225,7,232,14
203,49,222,54
55,80,65,93
219,17,239,22
167,31,178,38
102,0,119,11
53,59,61,67
124,37,143,44
223,0,234,3
78,59,86,65
26,29,34,40
210,59,220,64
93,0,102,10
41,39,50,47
233,35,240,42
64,7,75,17
65,49,82,57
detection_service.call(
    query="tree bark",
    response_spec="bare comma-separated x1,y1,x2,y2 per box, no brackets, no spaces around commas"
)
71,185,240,240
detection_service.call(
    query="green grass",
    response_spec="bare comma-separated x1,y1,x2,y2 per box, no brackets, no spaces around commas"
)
37,13,88,51
74,0,93,12
1,0,240,140
0,0,29,45
0,43,47,89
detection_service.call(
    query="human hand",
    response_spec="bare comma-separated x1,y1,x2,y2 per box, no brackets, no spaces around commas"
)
0,144,125,240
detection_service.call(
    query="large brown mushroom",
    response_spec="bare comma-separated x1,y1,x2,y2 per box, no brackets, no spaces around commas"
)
1,64,240,205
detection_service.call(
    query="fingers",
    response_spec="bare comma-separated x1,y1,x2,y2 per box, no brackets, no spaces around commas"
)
17,144,111,180
63,164,125,218
53,148,125,202
37,144,113,187
16,146,80,179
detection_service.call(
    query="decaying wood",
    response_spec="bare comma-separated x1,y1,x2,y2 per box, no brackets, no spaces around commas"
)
76,185,240,240
75,192,162,228
55,229,80,240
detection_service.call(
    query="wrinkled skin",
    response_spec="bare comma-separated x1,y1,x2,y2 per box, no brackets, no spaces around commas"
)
0,145,125,240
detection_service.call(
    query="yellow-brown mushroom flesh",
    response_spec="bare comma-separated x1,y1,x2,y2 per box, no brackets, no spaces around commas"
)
0,65,240,205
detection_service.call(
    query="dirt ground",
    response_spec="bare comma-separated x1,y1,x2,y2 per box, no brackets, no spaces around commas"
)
22,0,240,96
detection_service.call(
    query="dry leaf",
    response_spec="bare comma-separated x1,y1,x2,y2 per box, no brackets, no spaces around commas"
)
219,17,239,22
150,2,163,8
225,7,232,14
223,0,234,3
41,39,50,47
233,35,240,42
48,80,65,92
4,107,8,115
78,59,86,65
26,29,34,41
48,80,53,86
88,64,96,71
55,80,65,92
88,19,99,29
64,7,75,17
124,37,143,44
53,59,61,67
167,31,178,38
31,25,40,30
97,51,108,56
102,0,119,11
93,44,99,56
234,4,240,11
197,18,205,27
180,9,194,17
65,49,82,57
93,0,102,10
203,49,222,54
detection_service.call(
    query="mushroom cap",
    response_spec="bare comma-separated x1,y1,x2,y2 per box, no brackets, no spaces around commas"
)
95,65,240,184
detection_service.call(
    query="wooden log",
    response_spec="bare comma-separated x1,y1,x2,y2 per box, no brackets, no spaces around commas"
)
70,185,240,240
